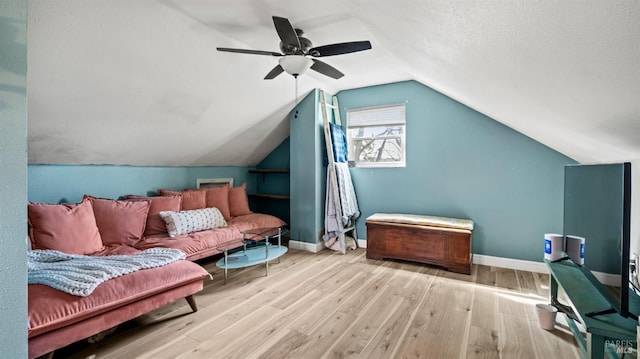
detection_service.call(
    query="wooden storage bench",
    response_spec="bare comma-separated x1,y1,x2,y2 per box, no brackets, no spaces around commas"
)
366,213,474,274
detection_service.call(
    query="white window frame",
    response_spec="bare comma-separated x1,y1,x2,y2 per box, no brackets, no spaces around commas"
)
346,103,406,168
196,178,234,189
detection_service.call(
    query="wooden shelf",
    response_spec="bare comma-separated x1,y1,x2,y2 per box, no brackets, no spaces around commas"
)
249,169,290,204
248,169,290,174
248,193,290,200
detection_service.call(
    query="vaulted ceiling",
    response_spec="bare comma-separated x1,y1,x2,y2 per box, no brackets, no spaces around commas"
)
27,0,639,166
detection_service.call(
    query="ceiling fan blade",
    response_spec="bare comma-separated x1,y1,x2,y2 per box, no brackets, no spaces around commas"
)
264,65,284,80
272,16,301,49
310,59,344,79
308,41,372,57
217,47,282,56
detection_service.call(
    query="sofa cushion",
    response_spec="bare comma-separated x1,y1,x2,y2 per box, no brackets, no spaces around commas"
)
365,213,474,231
159,207,227,238
229,183,252,217
28,256,209,338
84,195,150,246
125,195,182,237
134,226,243,261
158,189,207,211
205,185,231,220
227,213,287,233
28,200,104,255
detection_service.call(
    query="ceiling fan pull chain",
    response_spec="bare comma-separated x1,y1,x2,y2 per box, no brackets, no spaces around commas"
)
295,76,299,105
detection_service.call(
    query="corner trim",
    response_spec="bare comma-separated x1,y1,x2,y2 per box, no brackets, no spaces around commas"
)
289,240,325,253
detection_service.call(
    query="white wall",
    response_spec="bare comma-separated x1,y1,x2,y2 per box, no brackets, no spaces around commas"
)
0,0,28,357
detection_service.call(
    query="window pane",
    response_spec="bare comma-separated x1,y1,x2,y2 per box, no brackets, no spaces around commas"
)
348,125,404,164
346,103,407,168
350,125,403,138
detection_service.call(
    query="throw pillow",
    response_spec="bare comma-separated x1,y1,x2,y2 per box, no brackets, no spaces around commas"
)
159,207,227,238
125,195,182,237
28,199,104,255
205,185,231,220
158,188,207,211
83,195,150,246
229,183,252,217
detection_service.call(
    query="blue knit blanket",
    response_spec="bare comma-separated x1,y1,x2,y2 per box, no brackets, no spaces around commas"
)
28,248,186,297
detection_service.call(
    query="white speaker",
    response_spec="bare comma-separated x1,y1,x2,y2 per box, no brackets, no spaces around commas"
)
565,235,585,265
544,233,564,261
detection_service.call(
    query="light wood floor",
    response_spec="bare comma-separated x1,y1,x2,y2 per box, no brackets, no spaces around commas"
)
55,248,581,359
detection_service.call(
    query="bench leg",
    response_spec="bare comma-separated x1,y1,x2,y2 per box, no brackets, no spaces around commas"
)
448,264,471,275
185,295,198,312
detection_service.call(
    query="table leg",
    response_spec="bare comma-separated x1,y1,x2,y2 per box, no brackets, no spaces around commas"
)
278,228,282,247
548,274,560,330
549,274,558,302
264,234,269,276
276,228,282,264
586,332,605,359
223,249,228,285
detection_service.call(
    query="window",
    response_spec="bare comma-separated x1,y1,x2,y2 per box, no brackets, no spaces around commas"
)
346,103,406,167
196,178,234,189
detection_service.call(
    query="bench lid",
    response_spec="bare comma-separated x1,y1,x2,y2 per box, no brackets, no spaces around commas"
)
366,213,474,231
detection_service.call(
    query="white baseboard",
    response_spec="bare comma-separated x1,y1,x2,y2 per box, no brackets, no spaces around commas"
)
472,254,548,274
290,238,365,253
357,241,620,287
473,254,620,287
289,240,325,253
589,271,621,287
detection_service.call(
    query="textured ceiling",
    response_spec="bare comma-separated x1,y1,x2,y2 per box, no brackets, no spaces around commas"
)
27,0,639,166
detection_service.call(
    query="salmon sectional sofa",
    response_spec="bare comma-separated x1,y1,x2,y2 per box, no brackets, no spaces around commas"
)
27,184,285,358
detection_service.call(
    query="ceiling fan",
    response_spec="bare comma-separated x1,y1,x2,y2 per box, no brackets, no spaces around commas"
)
217,16,372,80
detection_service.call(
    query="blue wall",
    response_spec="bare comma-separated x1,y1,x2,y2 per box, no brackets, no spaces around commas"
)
337,81,576,262
289,90,328,243
0,0,28,356
28,165,254,203
253,137,291,224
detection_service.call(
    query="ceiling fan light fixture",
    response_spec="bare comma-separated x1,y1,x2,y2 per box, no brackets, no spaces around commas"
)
279,55,312,77
217,16,372,80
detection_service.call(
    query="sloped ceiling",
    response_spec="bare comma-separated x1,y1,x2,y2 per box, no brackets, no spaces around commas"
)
27,0,639,166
